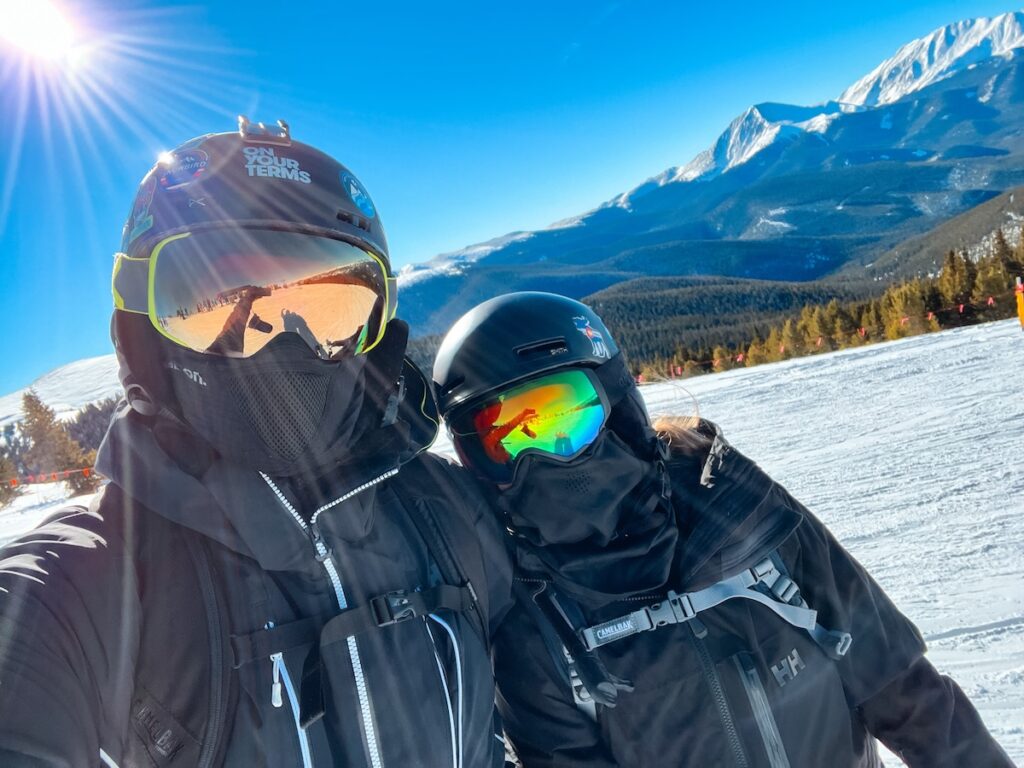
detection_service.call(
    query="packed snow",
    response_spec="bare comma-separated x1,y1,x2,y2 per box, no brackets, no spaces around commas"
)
2,320,1021,761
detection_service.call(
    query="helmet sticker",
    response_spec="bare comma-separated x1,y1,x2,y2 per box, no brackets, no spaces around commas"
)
159,149,209,189
572,316,610,359
340,171,376,219
127,175,157,243
242,146,312,184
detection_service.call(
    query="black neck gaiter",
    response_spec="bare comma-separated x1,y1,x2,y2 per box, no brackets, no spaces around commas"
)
166,333,368,476
496,430,679,604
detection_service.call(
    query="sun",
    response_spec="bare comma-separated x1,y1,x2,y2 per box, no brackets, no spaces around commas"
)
0,0,79,63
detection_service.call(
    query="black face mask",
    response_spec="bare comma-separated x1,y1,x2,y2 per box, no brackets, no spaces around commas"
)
165,333,368,476
496,429,678,603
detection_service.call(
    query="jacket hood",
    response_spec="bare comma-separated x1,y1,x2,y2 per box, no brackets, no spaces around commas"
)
666,420,804,589
95,357,440,573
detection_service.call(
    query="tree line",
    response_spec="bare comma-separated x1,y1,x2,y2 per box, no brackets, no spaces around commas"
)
631,229,1024,379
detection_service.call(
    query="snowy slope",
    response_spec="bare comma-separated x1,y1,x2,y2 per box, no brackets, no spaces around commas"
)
841,11,1024,107
0,354,121,428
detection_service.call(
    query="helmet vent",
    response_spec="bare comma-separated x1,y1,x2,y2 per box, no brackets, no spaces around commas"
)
515,338,569,360
337,209,372,233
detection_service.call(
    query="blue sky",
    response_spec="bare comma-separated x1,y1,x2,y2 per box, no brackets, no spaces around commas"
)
0,0,1015,392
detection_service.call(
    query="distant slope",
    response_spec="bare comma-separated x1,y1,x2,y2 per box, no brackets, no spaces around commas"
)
0,355,120,428
853,186,1024,279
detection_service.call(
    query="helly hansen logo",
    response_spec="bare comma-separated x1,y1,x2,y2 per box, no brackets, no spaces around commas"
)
771,649,806,687
133,701,184,761
595,618,636,641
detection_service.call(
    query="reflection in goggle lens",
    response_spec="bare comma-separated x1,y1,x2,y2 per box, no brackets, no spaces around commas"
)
151,229,386,359
460,369,607,469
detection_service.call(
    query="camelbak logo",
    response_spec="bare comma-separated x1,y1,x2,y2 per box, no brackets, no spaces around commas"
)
595,618,636,641
572,316,610,359
243,146,312,184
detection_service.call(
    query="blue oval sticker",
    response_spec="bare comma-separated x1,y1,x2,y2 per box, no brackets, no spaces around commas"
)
340,171,376,219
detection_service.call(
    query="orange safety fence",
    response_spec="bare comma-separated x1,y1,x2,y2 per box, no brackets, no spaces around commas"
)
5,467,97,488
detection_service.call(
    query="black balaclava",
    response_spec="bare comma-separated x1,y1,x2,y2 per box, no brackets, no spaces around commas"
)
496,415,679,605
162,331,371,477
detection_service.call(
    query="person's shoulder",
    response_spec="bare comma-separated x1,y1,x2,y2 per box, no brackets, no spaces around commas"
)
0,488,133,602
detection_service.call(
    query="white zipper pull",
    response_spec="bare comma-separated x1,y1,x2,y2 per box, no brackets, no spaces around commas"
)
270,652,284,708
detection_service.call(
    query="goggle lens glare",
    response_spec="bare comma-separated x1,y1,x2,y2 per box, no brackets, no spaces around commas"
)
149,229,388,359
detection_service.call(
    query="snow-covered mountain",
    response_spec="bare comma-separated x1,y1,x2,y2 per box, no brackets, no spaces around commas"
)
394,10,1024,335
841,11,1024,107
613,11,1024,204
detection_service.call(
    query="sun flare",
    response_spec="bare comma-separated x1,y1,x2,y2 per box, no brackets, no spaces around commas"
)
0,0,78,62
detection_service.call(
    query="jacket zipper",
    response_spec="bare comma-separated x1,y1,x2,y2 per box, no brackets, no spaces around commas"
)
733,654,792,768
688,623,749,768
425,619,459,768
271,651,314,768
261,469,398,768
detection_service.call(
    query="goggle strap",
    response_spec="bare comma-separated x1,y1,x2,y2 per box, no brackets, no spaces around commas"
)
112,253,150,314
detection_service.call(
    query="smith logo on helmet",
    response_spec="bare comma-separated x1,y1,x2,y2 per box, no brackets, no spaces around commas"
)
242,146,312,184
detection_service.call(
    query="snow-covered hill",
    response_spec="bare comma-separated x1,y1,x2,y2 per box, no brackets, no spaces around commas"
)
5,320,1021,761
0,354,121,428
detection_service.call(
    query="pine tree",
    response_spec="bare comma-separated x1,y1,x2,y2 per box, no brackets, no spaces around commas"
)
859,302,882,342
21,391,100,496
712,345,734,371
832,303,858,347
780,319,800,359
0,447,20,507
992,229,1014,271
745,337,767,366
765,327,784,362
972,259,1011,308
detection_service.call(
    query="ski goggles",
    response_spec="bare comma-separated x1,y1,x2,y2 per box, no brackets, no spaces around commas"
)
449,368,610,484
113,227,396,359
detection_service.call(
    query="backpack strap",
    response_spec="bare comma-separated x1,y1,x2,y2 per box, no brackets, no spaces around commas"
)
389,458,491,651
578,552,852,660
513,579,634,722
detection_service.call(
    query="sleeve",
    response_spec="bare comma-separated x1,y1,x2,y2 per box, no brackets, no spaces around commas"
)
776,496,1011,765
494,603,619,768
859,657,1014,768
0,501,141,767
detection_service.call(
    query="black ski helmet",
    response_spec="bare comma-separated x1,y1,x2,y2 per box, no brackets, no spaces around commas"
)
433,292,648,458
112,117,393,414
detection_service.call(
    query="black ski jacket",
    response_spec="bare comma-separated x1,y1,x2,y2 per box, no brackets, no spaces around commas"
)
0,370,513,768
494,424,1012,768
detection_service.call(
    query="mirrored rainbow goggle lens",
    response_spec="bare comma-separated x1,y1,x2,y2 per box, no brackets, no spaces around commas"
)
147,229,391,359
456,369,608,469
